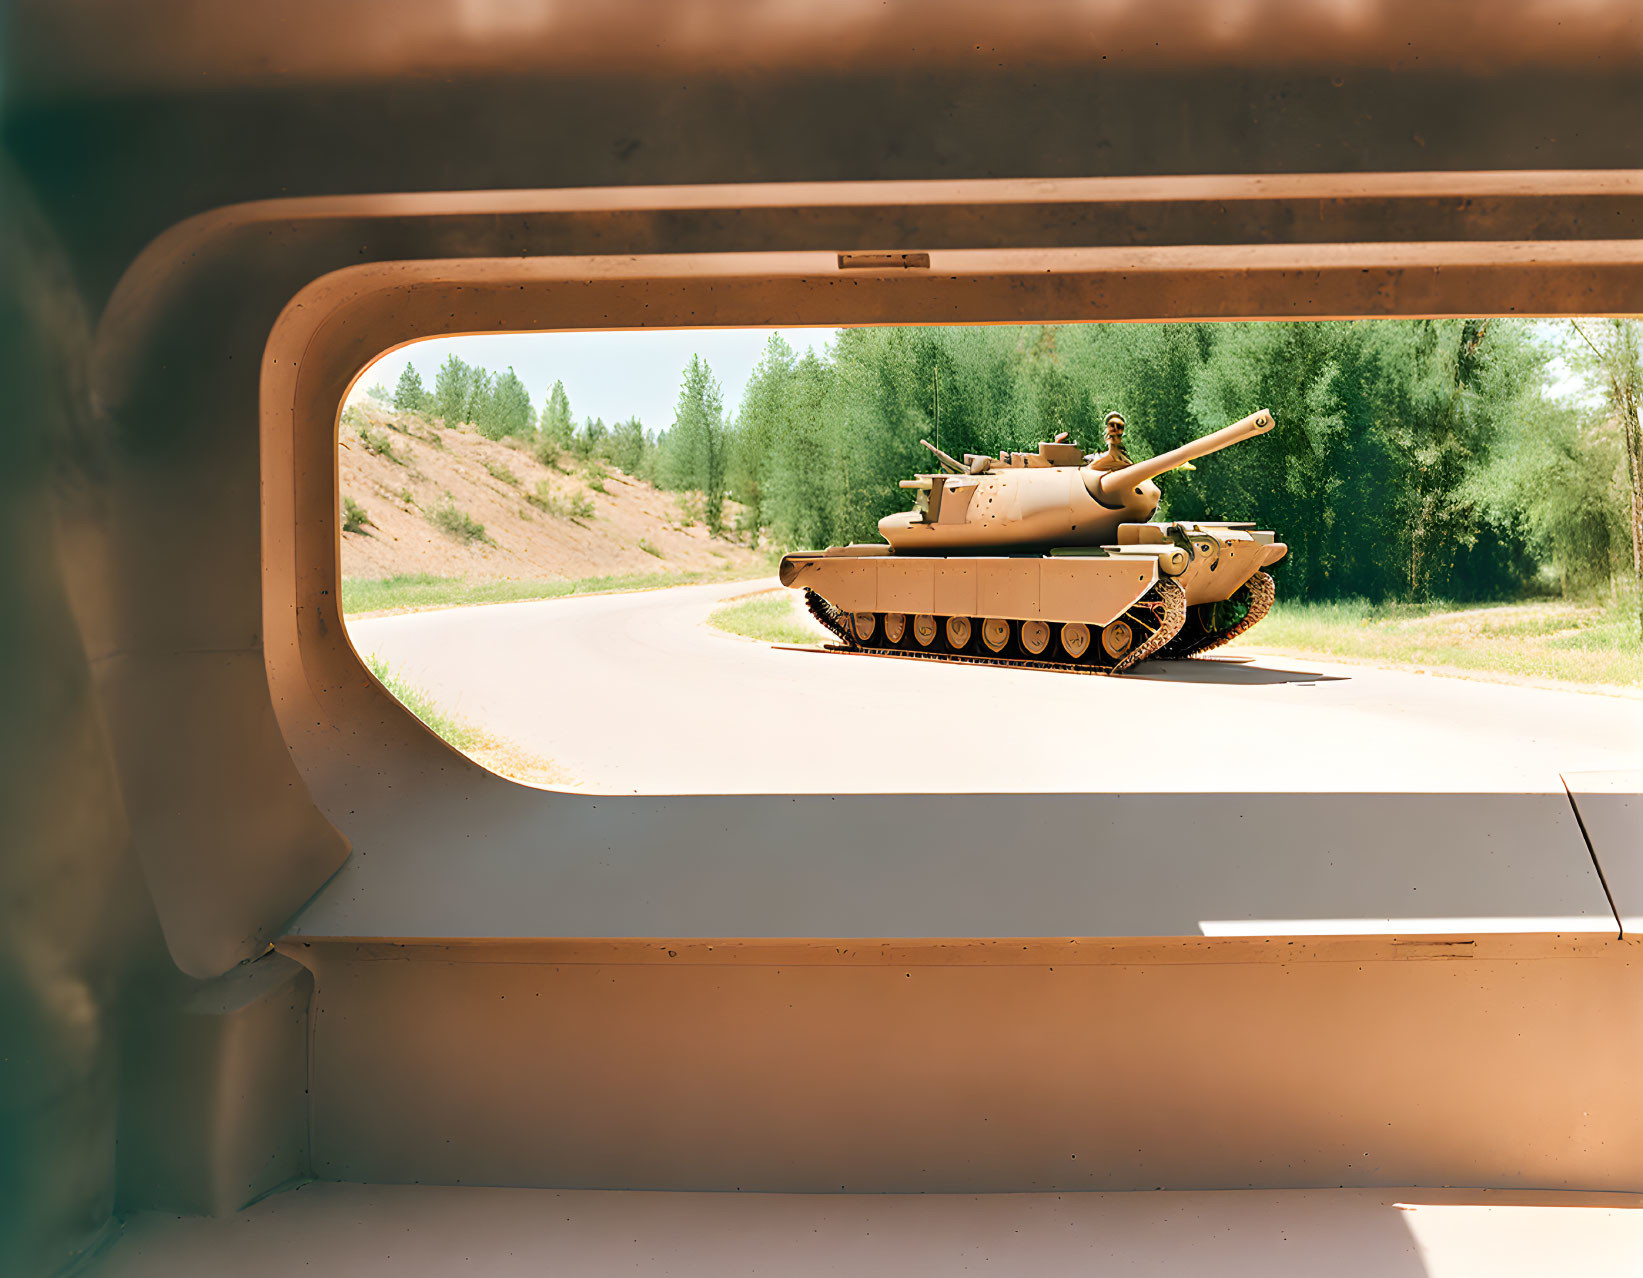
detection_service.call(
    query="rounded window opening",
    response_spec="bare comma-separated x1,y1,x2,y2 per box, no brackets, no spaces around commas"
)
337,320,1643,796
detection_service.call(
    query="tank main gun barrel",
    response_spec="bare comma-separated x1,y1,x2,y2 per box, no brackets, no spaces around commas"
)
1088,409,1275,505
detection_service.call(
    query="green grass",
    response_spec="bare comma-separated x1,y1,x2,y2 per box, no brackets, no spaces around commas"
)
365,655,487,751
1251,592,1643,688
708,591,823,646
638,538,664,558
342,557,779,615
484,460,520,486
583,460,610,493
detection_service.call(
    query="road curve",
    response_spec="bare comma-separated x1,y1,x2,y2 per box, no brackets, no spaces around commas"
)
346,579,1643,795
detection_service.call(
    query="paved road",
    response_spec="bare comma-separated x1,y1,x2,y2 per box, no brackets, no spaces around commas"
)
347,579,1643,795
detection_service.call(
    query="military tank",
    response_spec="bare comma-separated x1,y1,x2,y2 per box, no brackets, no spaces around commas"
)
778,408,1287,673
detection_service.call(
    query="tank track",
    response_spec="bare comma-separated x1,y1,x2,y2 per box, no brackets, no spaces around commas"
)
1155,570,1276,660
803,579,1187,676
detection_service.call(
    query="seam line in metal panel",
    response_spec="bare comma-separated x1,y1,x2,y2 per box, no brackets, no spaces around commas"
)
1562,775,1623,939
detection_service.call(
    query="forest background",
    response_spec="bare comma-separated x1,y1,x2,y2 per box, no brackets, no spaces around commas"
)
378,319,1643,613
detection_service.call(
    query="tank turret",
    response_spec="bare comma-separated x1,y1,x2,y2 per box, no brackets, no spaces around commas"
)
780,407,1286,674
879,408,1275,553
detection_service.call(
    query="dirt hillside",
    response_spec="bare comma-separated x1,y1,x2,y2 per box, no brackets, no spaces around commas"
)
338,403,766,582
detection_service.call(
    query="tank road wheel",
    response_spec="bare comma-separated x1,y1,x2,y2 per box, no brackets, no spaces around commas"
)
913,614,939,648
1099,619,1134,660
852,611,877,644
945,616,973,650
981,617,1011,654
883,612,908,646
1019,620,1051,656
1060,622,1092,660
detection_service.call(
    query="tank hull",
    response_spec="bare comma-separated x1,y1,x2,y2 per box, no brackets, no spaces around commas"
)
778,523,1285,674
779,549,1161,629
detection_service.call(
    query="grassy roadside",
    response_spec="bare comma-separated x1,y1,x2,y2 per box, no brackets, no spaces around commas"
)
365,655,572,787
343,557,779,616
708,591,826,645
1246,594,1642,689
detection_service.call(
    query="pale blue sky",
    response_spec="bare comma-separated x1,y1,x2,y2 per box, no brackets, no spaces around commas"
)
347,329,841,432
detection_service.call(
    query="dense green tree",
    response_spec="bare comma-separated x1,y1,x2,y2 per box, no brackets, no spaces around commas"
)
432,354,469,426
486,367,535,440
727,334,799,543
573,416,608,460
661,356,728,532
607,416,650,475
463,367,496,434
701,319,1613,605
1564,320,1643,603
538,380,575,460
393,363,429,414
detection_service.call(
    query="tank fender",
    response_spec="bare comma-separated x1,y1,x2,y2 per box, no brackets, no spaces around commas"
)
1172,527,1271,605
778,555,810,587
1097,544,1191,575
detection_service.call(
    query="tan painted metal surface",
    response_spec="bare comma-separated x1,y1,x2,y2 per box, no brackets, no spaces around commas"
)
280,935,1643,1193
13,7,1643,1273
116,954,312,1217
781,553,1163,629
1566,771,1643,934
43,174,1643,1247
86,1182,1643,1278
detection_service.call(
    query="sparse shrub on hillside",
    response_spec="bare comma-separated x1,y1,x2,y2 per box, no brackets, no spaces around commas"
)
397,486,415,504
527,481,566,518
342,496,373,534
674,492,705,527
427,494,491,545
357,423,402,463
527,482,595,523
638,538,664,558
583,460,609,493
485,460,520,486
532,445,568,473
